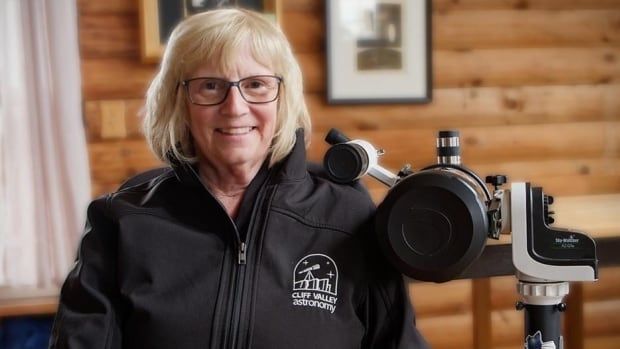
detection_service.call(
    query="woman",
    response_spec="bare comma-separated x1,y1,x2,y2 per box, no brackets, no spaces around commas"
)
50,8,428,348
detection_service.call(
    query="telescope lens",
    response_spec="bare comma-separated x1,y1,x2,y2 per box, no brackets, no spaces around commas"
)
402,208,452,256
375,170,489,282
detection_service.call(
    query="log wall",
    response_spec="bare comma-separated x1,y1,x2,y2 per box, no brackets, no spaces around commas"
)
77,0,620,348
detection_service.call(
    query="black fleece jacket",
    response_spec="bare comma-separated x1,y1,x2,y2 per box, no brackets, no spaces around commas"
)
50,131,429,349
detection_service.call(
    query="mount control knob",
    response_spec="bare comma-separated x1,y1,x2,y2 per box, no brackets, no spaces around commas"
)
543,194,555,225
485,175,508,190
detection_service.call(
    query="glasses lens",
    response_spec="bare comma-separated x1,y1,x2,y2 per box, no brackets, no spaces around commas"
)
187,78,229,105
238,76,281,103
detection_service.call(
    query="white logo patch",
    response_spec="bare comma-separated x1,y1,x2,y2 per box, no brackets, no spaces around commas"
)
291,254,338,313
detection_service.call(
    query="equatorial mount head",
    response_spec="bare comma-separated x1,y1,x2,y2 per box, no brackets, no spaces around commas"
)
511,183,597,283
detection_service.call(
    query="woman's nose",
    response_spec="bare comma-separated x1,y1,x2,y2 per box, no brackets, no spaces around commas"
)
219,85,249,117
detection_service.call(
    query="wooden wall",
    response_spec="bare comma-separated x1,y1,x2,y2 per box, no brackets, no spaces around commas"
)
77,0,620,348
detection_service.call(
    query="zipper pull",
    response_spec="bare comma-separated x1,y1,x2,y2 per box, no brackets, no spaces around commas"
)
238,242,247,265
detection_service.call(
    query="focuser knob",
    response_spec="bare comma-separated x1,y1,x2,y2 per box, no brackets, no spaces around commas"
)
545,194,554,205
485,175,508,190
543,194,555,225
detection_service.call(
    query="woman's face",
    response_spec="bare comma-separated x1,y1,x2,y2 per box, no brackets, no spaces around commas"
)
185,46,278,171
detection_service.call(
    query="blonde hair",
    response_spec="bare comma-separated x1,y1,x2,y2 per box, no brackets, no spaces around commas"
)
143,8,311,167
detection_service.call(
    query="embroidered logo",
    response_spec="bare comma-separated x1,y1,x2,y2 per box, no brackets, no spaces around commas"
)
291,254,338,313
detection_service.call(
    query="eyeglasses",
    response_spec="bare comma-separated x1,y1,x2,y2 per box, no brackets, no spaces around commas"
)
181,75,282,106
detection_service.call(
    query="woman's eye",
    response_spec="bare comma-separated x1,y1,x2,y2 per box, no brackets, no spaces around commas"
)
202,81,219,90
245,80,266,89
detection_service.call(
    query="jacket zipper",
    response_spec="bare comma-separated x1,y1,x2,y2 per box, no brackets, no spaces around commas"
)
229,227,248,348
186,166,247,348
188,165,274,348
238,241,246,264
228,228,247,348
228,182,276,349
228,258,245,348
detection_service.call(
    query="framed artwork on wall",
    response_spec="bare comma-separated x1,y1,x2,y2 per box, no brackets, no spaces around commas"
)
139,0,282,63
326,0,432,104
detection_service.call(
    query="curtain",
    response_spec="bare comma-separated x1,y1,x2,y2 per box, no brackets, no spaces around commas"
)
0,0,91,288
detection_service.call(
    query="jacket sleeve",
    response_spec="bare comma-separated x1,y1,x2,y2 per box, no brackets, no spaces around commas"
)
361,221,430,349
49,196,124,348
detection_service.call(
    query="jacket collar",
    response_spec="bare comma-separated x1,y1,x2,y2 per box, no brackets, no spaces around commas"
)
172,128,308,186
272,128,307,183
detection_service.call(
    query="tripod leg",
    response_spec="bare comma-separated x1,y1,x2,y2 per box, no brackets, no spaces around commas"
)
517,281,569,349
520,303,564,349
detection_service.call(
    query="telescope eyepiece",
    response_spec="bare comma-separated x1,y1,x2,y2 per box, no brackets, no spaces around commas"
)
324,143,369,184
437,130,461,165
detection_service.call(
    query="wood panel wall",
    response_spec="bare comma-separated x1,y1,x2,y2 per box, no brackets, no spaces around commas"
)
77,0,620,348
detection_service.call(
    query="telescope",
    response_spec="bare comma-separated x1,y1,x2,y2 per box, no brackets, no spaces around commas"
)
323,129,598,349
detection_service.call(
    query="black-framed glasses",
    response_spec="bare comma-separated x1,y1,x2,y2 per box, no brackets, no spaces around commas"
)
181,75,282,106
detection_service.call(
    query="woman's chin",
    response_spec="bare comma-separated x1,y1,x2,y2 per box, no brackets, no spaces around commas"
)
212,150,267,169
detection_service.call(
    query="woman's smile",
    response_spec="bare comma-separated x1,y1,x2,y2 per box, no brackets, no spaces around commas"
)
216,126,257,135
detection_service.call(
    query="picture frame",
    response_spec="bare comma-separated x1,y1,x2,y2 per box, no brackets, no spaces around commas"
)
326,0,432,104
139,0,282,63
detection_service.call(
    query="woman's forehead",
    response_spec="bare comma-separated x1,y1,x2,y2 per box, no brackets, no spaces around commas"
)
187,49,274,78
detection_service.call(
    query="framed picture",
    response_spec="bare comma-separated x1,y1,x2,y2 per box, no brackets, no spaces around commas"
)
139,0,282,63
326,0,432,104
